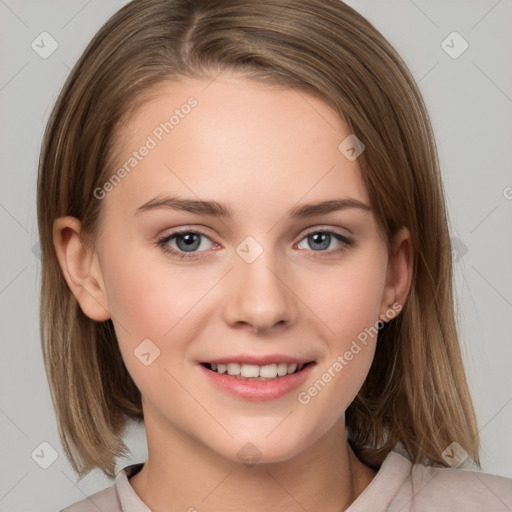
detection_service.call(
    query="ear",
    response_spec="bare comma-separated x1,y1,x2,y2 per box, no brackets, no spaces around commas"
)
379,226,413,321
53,216,111,321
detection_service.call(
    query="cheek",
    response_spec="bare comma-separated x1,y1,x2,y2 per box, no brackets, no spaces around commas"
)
309,253,388,346
300,253,387,408
101,253,200,392
102,241,208,336
100,249,199,372
100,244,222,375
103,263,168,339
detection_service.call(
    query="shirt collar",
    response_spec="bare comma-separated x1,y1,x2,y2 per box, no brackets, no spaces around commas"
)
115,463,151,512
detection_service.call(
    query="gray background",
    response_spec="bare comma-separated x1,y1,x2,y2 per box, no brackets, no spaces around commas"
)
0,0,511,510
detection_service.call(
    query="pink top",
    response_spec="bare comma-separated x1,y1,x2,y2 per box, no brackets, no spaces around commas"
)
60,451,512,511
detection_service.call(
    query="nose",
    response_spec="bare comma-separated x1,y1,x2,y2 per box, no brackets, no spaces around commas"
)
222,248,300,335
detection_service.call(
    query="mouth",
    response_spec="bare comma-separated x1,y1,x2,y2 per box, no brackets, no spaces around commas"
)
200,361,316,381
198,358,317,401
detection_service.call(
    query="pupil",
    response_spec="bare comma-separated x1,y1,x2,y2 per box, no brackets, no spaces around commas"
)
310,232,329,250
177,233,200,252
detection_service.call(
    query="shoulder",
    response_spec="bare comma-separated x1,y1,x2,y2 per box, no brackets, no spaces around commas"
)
59,484,120,512
397,456,512,511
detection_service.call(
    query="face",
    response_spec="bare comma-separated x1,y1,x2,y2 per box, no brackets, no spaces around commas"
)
81,74,403,464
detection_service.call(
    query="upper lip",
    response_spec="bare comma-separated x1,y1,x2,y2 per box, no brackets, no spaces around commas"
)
200,354,315,366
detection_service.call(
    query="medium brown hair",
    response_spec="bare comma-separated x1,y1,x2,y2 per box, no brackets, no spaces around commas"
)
37,0,480,478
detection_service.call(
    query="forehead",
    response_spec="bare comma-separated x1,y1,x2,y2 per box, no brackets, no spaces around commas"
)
104,74,370,218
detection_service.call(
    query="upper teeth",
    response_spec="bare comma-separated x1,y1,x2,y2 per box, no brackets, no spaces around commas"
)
211,362,304,378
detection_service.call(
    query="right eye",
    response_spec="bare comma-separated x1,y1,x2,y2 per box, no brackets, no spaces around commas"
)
156,230,216,260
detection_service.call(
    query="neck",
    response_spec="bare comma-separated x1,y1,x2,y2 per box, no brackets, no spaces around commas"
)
129,414,377,512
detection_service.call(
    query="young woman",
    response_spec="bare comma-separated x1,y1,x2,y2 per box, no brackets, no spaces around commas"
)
37,0,512,510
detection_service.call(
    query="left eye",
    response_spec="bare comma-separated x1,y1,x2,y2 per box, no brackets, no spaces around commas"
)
296,230,353,254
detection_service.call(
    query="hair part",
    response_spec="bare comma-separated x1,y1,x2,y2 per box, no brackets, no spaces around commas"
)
37,0,480,478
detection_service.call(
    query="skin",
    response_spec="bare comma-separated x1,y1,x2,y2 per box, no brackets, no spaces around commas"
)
53,74,413,511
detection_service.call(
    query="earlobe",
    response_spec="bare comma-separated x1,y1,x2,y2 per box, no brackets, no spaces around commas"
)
53,216,111,321
380,227,414,320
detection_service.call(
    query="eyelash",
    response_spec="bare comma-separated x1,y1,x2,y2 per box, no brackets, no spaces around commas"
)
155,228,354,261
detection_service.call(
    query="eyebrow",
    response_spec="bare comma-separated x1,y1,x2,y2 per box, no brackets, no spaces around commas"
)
134,195,371,218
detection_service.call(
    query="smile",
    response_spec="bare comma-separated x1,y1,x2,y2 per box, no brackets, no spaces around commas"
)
198,361,316,401
202,361,313,380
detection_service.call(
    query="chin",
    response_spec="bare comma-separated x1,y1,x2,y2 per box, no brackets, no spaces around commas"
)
211,434,309,467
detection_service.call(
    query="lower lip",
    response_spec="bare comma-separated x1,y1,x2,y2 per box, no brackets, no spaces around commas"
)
198,363,316,401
